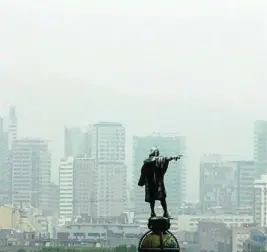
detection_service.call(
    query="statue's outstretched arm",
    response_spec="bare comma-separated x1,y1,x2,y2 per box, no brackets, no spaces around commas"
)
166,155,183,161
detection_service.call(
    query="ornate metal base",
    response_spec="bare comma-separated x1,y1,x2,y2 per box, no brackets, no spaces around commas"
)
148,217,171,232
138,217,180,252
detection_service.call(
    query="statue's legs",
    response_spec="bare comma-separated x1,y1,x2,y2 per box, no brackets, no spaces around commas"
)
161,199,170,218
150,200,156,217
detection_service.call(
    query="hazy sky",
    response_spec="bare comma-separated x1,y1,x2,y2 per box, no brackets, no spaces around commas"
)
1,0,267,200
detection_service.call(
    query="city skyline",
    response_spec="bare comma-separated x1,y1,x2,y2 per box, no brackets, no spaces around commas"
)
0,105,261,202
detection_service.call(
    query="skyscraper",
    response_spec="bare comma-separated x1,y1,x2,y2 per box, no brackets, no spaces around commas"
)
73,157,96,217
59,156,74,219
59,156,96,219
64,126,91,158
133,134,186,215
91,122,127,218
12,139,51,214
254,120,267,162
8,106,17,150
0,117,10,204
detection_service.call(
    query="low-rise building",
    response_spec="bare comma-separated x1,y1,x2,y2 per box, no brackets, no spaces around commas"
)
243,228,267,252
178,214,253,231
55,223,142,247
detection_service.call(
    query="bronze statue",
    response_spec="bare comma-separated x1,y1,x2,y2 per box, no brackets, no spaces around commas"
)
138,147,182,218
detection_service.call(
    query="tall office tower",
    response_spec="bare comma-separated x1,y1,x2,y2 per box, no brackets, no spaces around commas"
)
254,120,267,162
12,139,51,214
59,157,74,218
8,106,17,150
0,117,10,204
91,122,127,218
133,134,186,215
73,157,96,217
64,126,92,158
253,174,267,226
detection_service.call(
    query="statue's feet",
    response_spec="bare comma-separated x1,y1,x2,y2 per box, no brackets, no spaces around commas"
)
163,212,171,219
150,212,156,218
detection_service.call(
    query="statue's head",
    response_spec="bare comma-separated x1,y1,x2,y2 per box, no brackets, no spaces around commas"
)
149,147,160,157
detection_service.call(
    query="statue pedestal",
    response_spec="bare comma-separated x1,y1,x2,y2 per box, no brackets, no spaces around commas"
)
148,217,170,232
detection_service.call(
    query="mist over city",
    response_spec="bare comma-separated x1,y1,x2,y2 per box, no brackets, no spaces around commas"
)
0,1,267,252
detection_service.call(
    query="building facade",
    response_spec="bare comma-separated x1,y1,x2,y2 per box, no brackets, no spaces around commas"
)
133,134,186,215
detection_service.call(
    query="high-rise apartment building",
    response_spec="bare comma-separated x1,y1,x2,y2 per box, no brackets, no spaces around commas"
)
254,120,267,162
253,174,267,226
12,139,51,214
64,126,91,158
91,122,127,217
133,134,186,214
59,157,74,219
8,106,17,150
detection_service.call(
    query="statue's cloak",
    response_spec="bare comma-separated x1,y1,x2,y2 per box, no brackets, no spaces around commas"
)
138,156,169,202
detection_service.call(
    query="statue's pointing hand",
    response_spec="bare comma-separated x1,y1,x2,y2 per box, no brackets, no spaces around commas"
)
173,155,183,161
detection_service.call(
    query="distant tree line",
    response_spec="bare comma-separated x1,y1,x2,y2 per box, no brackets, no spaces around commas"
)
17,245,137,252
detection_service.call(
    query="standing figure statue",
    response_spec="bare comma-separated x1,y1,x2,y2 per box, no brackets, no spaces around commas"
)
138,147,182,218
